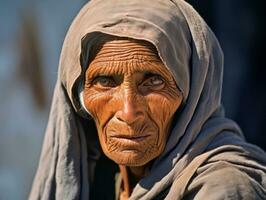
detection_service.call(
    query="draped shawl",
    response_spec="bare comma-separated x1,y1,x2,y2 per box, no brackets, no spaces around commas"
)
30,0,266,199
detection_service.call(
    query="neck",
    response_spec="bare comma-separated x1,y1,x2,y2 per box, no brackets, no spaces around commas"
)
119,165,148,198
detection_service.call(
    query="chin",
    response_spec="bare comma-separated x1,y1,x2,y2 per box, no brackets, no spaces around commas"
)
103,148,160,167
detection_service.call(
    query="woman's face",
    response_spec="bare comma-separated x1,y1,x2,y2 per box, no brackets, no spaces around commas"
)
83,38,183,166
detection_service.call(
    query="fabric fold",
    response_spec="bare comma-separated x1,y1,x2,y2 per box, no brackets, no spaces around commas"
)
30,0,266,199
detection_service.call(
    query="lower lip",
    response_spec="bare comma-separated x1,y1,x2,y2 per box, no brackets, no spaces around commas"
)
110,135,150,142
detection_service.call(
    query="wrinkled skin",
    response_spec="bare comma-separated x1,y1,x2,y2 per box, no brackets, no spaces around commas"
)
83,38,183,167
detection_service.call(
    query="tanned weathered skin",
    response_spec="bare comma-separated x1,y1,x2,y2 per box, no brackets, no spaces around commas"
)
83,36,183,198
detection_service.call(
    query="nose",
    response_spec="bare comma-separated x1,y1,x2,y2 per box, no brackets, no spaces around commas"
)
115,91,145,125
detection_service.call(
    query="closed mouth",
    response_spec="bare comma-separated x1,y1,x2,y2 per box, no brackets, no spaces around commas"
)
110,134,151,142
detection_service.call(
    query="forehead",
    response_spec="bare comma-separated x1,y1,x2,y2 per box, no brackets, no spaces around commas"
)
86,38,174,78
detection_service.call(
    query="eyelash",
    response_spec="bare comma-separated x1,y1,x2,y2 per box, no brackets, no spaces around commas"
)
142,75,164,86
91,74,165,90
92,76,117,88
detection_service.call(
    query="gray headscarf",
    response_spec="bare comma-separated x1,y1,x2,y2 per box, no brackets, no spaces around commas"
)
30,0,266,199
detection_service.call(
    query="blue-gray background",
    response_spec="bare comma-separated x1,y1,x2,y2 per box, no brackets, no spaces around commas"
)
0,0,265,199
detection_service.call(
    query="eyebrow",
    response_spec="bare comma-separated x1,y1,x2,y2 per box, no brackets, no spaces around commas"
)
86,60,174,81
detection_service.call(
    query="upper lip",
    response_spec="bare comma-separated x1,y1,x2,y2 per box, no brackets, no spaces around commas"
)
110,134,151,140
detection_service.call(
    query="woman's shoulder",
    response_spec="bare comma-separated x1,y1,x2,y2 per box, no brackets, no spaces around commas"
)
184,160,266,200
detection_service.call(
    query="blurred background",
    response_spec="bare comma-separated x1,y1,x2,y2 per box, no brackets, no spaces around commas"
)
0,0,265,199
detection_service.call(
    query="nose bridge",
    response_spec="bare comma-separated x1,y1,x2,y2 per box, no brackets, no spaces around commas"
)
116,81,144,124
123,86,138,112
122,73,139,109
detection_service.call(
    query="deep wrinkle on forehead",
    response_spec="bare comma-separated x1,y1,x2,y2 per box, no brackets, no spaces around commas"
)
86,39,176,83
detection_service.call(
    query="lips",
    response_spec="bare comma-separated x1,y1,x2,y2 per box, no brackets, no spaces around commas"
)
109,134,151,142
105,128,157,153
105,122,157,146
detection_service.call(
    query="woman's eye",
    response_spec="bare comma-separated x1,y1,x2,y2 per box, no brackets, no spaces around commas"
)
143,75,165,89
93,76,116,88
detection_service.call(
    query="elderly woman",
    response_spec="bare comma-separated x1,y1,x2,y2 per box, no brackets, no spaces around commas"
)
30,0,266,199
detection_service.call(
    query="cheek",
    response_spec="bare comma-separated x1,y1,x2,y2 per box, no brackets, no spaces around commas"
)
83,89,114,128
146,94,181,139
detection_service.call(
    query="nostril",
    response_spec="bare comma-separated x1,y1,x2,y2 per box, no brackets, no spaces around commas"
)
135,111,145,118
116,110,124,122
116,91,145,124
116,108,144,124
